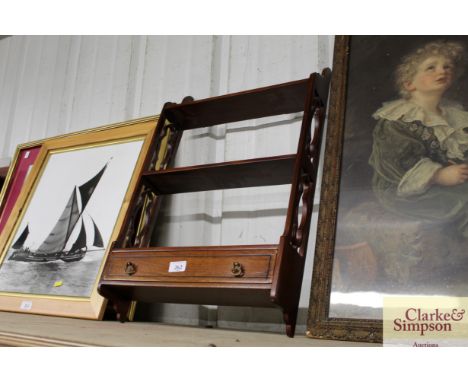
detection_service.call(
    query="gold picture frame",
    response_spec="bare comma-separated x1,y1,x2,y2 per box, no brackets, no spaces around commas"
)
0,116,157,319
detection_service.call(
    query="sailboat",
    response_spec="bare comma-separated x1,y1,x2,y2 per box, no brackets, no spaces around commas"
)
11,225,29,250
9,163,108,263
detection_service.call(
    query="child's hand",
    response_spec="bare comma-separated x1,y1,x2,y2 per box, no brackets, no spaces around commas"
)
432,163,468,186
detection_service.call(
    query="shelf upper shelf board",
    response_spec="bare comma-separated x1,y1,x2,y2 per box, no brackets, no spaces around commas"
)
165,79,309,130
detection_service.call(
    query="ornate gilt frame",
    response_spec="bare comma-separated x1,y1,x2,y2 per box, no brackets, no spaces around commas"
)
307,36,382,342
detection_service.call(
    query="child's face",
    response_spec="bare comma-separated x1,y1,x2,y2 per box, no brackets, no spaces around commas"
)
405,55,454,96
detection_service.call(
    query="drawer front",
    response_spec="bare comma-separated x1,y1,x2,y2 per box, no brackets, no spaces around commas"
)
105,254,272,281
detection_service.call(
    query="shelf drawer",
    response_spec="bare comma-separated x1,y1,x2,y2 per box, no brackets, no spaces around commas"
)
103,248,276,282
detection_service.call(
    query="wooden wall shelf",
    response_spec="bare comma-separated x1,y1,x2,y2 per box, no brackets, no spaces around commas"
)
98,70,332,338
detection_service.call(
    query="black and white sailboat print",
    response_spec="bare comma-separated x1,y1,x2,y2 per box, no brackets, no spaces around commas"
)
9,162,108,263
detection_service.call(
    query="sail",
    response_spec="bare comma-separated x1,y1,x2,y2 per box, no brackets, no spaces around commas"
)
36,188,80,254
78,163,107,211
12,225,29,249
91,217,104,248
69,220,87,253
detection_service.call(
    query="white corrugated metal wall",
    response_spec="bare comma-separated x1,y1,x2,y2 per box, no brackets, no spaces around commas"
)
0,35,334,332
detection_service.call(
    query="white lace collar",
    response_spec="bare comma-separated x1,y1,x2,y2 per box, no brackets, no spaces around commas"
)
373,99,468,160
373,99,468,127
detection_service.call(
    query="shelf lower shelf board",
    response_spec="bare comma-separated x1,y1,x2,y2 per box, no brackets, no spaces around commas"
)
165,79,308,130
100,283,276,307
142,154,296,194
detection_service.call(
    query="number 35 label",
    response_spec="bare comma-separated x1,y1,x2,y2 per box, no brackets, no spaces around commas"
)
168,261,187,273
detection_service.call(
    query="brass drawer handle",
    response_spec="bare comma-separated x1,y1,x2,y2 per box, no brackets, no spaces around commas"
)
231,262,245,277
125,262,137,276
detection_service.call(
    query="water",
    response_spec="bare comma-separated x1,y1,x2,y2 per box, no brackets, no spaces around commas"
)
0,249,105,297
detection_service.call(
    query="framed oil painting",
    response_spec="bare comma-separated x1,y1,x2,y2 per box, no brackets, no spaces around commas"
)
308,36,468,342
0,116,157,319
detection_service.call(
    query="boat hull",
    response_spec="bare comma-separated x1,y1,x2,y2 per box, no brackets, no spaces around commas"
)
61,249,86,262
8,250,85,263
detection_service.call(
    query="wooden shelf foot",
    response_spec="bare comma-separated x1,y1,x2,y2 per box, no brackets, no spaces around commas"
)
112,299,132,322
283,307,298,338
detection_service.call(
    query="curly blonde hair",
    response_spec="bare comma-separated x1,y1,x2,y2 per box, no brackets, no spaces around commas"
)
395,40,465,99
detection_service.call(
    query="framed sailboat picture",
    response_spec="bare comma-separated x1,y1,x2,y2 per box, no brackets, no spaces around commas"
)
0,116,157,319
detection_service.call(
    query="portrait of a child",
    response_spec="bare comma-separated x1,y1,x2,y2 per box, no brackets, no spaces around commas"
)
330,38,468,318
370,41,468,237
